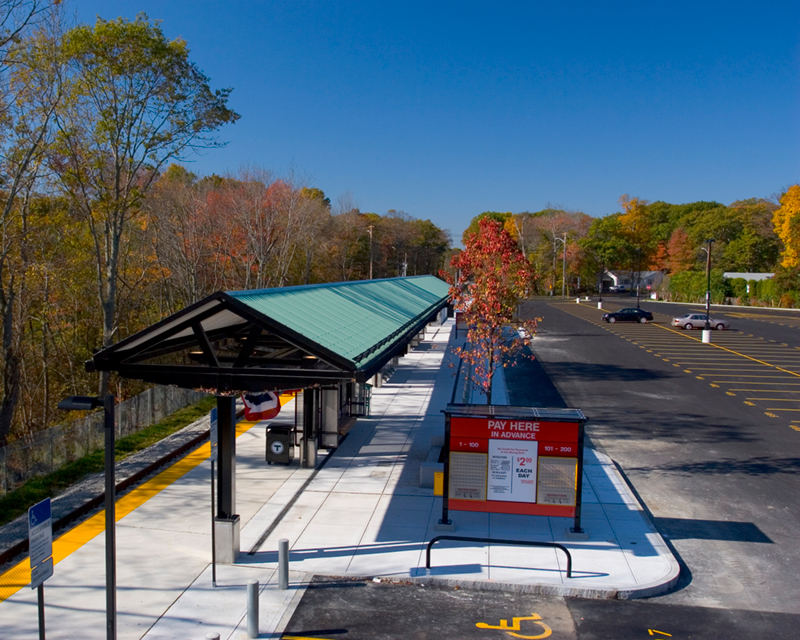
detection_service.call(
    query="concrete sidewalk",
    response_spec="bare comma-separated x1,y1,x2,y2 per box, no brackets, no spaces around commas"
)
0,319,679,640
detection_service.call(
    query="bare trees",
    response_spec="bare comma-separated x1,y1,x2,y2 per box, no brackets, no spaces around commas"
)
143,167,451,302
505,209,592,295
0,1,63,444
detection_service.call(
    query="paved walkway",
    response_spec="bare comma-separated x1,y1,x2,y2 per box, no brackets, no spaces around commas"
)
0,319,679,639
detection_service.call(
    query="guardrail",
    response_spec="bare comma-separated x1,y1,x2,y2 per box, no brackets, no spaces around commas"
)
425,535,573,578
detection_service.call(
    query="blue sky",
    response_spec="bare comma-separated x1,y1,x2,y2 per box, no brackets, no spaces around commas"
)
75,1,800,245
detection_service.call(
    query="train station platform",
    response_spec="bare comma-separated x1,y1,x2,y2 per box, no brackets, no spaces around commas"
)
0,318,679,639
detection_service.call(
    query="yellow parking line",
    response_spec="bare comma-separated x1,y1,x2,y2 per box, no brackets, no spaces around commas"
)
747,398,800,402
0,419,261,604
672,360,747,363
671,368,773,372
731,385,794,393
712,376,797,379
742,347,798,360
729,386,800,390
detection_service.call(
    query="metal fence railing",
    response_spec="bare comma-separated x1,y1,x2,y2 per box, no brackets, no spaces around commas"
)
0,387,207,496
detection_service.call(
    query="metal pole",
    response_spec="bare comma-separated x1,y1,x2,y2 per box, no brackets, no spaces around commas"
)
572,420,586,534
368,225,373,280
37,584,45,640
598,260,604,308
636,249,641,308
216,396,236,517
705,240,713,330
211,459,216,588
439,413,451,526
103,394,117,640
561,234,567,298
278,538,289,590
247,580,259,638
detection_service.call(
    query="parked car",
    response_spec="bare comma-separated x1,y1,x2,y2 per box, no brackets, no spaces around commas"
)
672,313,730,330
608,284,630,293
602,308,653,324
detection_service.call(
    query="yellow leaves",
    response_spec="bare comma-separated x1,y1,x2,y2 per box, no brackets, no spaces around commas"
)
504,217,519,240
618,194,651,244
773,184,800,268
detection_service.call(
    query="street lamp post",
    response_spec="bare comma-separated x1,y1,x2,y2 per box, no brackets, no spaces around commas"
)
58,394,116,640
704,239,716,331
636,248,642,309
554,233,568,297
367,224,373,280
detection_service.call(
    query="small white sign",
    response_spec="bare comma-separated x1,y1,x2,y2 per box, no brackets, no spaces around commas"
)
28,498,52,568
487,440,538,503
210,407,218,462
30,557,53,590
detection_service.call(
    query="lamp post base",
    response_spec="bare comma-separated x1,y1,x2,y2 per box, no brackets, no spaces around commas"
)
702,329,712,344
214,515,240,564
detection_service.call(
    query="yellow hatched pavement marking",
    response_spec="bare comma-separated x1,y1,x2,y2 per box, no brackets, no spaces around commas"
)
712,376,797,380
0,419,261,603
732,388,800,391
557,303,800,420
651,324,800,379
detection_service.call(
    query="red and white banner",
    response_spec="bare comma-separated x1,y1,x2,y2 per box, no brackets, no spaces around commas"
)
242,391,281,421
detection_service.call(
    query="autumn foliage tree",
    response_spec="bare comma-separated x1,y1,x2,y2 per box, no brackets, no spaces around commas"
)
665,227,696,273
446,218,536,404
773,185,800,268
51,14,240,393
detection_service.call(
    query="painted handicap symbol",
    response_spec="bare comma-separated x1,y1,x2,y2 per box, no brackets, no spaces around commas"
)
476,613,553,639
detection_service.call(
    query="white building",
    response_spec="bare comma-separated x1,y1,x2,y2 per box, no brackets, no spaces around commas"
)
602,269,665,292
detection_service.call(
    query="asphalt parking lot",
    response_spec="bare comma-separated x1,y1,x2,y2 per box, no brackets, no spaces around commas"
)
523,299,800,616
282,577,799,640
564,299,800,435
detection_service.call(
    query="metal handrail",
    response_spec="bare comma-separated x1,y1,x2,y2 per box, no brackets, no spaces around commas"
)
425,535,573,578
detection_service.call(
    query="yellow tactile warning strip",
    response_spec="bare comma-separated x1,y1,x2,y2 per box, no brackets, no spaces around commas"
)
545,301,800,432
0,417,263,604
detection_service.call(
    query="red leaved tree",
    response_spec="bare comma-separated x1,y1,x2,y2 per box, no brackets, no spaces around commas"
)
666,227,696,273
445,218,537,404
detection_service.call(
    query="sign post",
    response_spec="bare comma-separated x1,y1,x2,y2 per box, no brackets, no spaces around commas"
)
442,405,586,533
210,407,218,587
29,498,53,640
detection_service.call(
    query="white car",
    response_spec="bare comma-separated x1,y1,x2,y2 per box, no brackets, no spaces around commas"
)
672,313,730,330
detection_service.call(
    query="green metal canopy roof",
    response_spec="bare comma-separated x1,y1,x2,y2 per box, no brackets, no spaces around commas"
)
228,276,449,368
89,276,451,392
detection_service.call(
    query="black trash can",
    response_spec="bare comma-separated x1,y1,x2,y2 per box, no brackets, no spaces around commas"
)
266,426,294,464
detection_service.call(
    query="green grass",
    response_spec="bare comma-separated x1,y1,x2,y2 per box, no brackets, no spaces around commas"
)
0,396,217,528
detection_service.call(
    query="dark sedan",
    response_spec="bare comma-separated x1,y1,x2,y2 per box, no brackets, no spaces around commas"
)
602,308,654,324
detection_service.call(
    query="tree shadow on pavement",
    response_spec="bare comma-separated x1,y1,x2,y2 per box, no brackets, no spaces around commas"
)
631,456,800,477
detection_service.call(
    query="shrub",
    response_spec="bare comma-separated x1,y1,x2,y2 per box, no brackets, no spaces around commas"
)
729,278,747,299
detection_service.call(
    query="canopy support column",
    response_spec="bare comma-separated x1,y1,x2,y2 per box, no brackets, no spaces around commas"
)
301,388,319,468
214,395,239,563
